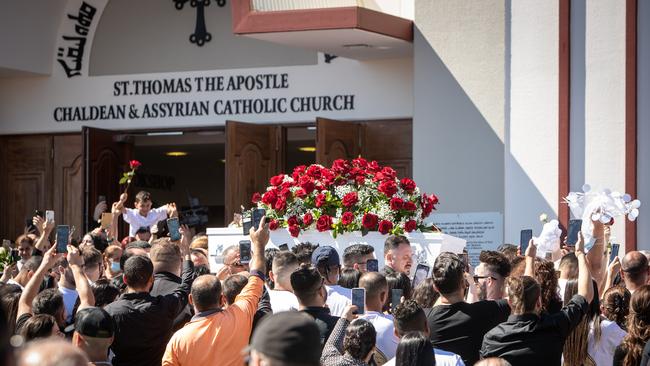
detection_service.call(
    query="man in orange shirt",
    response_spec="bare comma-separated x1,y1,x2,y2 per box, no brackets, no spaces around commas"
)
162,218,269,366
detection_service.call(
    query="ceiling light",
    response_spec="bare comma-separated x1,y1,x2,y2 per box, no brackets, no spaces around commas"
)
220,159,226,163
307,126,317,131
166,151,188,157
299,147,316,152
148,131,184,136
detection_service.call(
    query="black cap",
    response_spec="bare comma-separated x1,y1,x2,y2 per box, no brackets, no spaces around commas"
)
74,307,114,338
311,245,340,267
251,312,321,365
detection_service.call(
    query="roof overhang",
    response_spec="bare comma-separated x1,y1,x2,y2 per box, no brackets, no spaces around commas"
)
232,2,413,60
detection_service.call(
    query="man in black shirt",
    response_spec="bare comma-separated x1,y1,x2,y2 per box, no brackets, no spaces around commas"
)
105,241,194,366
480,234,593,365
425,252,510,365
292,264,339,348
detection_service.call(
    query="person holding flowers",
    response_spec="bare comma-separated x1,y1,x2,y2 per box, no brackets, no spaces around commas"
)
114,160,179,239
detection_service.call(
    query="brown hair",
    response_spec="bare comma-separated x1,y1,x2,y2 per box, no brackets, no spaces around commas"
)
506,276,540,314
601,286,631,329
621,285,650,366
103,245,123,261
412,278,438,308
190,235,209,250
21,314,57,342
15,234,34,248
134,191,152,203
535,259,561,314
562,279,592,365
150,240,181,274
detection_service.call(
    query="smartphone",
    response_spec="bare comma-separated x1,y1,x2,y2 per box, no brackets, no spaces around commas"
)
242,212,252,235
412,263,430,288
167,218,181,241
520,229,533,254
45,210,55,223
609,243,620,265
391,288,403,313
252,208,266,230
34,210,44,218
566,219,582,246
56,225,70,253
351,288,365,314
100,212,113,229
10,249,20,264
239,240,252,264
366,259,379,272
278,243,289,251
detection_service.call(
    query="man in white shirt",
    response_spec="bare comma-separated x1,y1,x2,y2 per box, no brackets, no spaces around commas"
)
312,246,350,317
57,257,80,323
268,251,300,313
358,272,398,360
115,191,174,238
384,299,465,366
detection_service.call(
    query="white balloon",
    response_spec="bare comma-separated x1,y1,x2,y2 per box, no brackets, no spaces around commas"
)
623,194,632,203
582,184,591,193
631,200,641,209
603,188,612,195
592,212,601,221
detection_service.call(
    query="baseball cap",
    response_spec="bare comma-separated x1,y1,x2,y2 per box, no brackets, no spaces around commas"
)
250,312,321,365
311,245,340,267
74,307,114,338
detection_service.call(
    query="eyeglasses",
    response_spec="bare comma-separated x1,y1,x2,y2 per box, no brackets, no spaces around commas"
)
472,275,498,284
225,261,245,268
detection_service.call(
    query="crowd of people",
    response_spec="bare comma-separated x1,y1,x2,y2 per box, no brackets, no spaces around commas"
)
1,190,650,366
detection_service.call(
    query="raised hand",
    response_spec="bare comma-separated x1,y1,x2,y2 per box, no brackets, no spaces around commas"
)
525,239,537,258
67,245,84,267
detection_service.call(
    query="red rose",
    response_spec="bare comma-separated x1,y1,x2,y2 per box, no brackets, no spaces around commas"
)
274,197,287,211
129,160,142,170
288,225,300,238
321,169,335,186
262,190,278,206
306,165,322,179
279,187,292,199
295,188,307,198
367,161,380,172
403,201,417,211
404,220,417,232
362,213,378,230
315,193,327,208
251,192,262,204
292,165,306,180
378,220,394,234
287,216,299,227
352,157,368,168
430,194,439,205
316,215,333,232
342,192,358,208
389,197,404,210
400,178,417,193
378,180,398,197
270,174,285,187
382,167,397,180
341,212,355,225
331,159,351,175
355,175,366,185
299,175,315,194
303,213,314,226
269,220,279,231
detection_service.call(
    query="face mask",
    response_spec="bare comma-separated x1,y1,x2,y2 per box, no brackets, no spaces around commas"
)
111,261,121,273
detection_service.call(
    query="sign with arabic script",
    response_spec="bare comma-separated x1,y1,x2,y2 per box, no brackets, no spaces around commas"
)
55,0,107,78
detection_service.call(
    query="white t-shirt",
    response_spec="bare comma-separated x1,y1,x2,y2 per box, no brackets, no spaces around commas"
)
588,318,627,366
360,311,399,360
123,207,168,237
384,348,465,366
7,279,24,290
59,285,78,323
558,278,568,300
326,285,351,317
268,289,299,313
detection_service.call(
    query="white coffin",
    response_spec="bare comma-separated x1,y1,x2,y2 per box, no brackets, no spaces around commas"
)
206,227,466,275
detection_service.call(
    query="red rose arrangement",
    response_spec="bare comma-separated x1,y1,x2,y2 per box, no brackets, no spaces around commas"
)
250,159,439,238
119,160,142,193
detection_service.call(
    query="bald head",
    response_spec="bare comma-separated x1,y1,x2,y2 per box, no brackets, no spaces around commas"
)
190,275,222,312
622,251,649,290
19,339,89,366
359,272,388,311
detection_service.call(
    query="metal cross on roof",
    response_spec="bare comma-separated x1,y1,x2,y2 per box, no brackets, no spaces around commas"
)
173,0,226,47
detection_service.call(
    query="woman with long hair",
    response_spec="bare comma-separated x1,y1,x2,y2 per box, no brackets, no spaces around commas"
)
562,280,596,366
384,272,412,313
613,285,650,366
395,331,435,366
535,259,563,314
412,279,439,309
587,286,629,365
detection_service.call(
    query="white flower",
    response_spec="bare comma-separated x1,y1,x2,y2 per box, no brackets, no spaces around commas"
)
539,213,548,223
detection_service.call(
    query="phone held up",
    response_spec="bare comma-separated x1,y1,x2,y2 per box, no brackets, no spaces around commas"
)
412,263,430,288
520,229,533,254
366,259,379,272
351,287,365,314
239,240,252,265
56,225,70,254
167,217,181,241
45,210,55,223
243,208,266,235
278,243,289,251
566,219,582,247
391,288,403,313
609,243,620,265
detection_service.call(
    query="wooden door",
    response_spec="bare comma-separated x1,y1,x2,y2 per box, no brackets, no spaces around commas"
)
53,135,83,236
360,119,413,178
316,117,360,167
225,121,283,223
83,127,133,233
0,136,53,239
